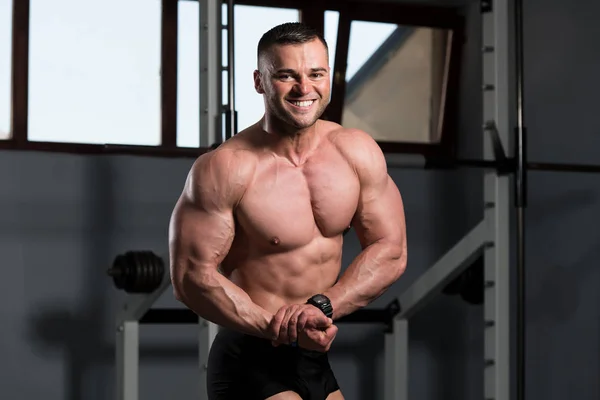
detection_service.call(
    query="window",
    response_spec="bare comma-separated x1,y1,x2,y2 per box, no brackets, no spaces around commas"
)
0,0,11,139
28,0,161,145
232,6,299,132
342,21,449,144
177,0,200,148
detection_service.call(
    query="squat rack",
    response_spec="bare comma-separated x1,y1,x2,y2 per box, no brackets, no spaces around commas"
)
386,0,516,399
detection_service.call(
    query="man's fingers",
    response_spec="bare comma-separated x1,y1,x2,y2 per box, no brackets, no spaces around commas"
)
297,312,310,332
324,324,338,338
305,314,332,329
321,324,338,350
272,304,334,347
278,305,299,344
287,308,304,344
300,323,338,352
269,307,287,341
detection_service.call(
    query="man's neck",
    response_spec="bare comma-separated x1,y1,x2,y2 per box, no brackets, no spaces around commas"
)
260,117,320,167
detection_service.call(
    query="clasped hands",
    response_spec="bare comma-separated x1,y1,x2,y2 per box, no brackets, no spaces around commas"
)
267,303,338,352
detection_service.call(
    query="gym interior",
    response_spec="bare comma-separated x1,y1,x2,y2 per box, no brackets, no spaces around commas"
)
1,0,599,399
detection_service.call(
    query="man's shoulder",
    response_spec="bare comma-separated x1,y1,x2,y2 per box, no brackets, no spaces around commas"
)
188,140,258,197
323,123,384,168
200,132,258,167
326,125,376,147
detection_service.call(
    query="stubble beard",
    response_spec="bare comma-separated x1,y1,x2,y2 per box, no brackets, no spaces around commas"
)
268,96,329,132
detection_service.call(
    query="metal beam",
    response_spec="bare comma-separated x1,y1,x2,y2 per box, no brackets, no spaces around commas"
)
199,319,219,400
115,276,171,326
384,319,408,400
116,321,139,400
199,0,222,147
397,220,488,319
385,153,427,169
114,277,171,400
482,0,514,398
10,0,29,143
139,304,400,325
161,0,178,147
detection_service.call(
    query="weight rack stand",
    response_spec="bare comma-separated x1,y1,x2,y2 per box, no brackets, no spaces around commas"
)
383,0,515,399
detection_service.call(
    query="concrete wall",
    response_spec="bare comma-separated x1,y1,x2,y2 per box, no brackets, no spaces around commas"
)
520,0,600,398
0,152,202,400
1,0,600,399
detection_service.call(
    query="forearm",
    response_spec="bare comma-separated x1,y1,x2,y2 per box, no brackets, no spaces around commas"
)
324,241,406,319
174,268,273,339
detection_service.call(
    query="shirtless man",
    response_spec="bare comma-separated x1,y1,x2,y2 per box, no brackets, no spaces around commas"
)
169,22,407,400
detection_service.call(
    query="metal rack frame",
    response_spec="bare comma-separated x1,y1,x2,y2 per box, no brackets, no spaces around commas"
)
385,0,516,399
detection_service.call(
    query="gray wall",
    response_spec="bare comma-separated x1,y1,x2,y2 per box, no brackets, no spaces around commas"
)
521,0,600,399
2,0,600,399
0,153,203,399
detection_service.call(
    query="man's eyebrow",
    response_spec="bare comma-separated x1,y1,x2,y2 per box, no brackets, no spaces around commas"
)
274,67,328,74
274,68,297,74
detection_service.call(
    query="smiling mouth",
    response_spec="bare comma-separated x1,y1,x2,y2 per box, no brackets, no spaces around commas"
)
286,99,316,108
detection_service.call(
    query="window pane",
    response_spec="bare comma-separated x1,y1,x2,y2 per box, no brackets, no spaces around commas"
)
177,1,200,148
28,0,161,145
342,22,449,144
346,21,397,81
0,0,11,139
324,11,339,90
233,6,299,132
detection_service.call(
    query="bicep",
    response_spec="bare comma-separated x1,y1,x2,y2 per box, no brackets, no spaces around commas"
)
352,174,406,249
347,133,406,248
169,151,246,284
169,197,235,280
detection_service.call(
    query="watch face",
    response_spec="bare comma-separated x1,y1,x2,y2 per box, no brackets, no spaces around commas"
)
312,294,328,304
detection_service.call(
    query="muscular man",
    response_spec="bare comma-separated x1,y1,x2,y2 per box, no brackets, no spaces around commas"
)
169,22,407,400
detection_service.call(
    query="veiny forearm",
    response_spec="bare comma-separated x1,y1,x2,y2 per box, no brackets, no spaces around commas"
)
174,268,273,339
324,241,406,319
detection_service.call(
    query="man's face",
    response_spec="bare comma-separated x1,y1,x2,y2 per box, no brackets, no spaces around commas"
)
254,39,331,130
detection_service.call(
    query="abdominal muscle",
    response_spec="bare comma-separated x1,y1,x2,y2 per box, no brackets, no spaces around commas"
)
219,235,343,315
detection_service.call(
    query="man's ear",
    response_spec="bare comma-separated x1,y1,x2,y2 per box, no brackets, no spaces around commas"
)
254,70,265,94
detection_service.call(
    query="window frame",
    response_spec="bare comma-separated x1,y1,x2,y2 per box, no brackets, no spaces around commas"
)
2,0,195,157
2,0,463,160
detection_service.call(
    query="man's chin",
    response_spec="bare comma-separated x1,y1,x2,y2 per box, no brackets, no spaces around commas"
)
287,111,323,129
290,118,318,130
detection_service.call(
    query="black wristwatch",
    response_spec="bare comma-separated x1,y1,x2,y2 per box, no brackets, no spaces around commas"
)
306,294,333,319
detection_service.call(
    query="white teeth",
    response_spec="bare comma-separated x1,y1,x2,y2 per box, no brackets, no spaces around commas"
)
290,100,314,107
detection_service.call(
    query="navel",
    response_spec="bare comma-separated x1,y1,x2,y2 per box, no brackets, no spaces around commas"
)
270,236,280,245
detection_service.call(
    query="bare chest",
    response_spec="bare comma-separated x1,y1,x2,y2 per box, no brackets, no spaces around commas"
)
236,153,360,249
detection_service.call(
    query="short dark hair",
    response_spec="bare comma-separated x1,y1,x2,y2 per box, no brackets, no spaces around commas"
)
257,22,328,65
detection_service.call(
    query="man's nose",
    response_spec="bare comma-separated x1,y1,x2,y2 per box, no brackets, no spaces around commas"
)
293,77,311,95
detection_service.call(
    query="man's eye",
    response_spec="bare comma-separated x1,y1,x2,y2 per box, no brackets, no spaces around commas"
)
279,75,291,80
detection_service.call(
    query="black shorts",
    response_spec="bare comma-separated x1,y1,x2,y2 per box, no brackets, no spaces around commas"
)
207,327,340,400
